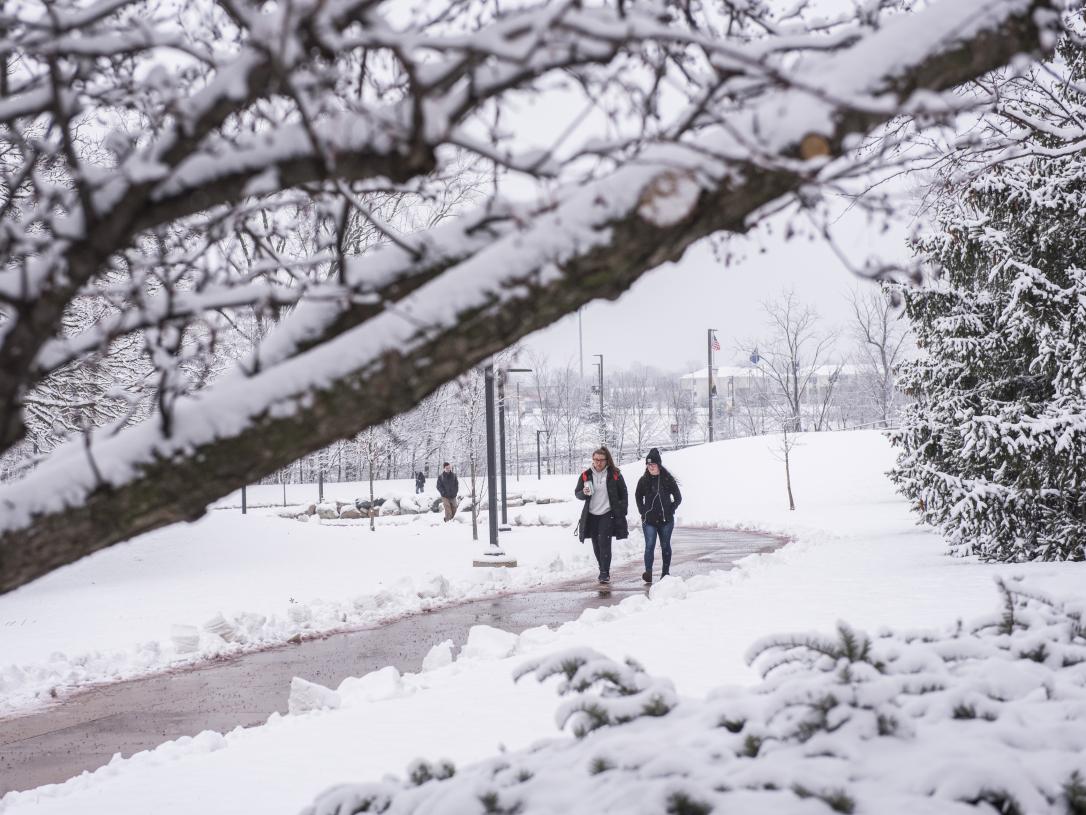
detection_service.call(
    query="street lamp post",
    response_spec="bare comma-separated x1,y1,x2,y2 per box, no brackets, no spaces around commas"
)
536,430,549,480
592,353,604,443
707,328,715,443
578,308,584,381
484,365,499,549
593,354,604,418
474,364,516,568
498,367,532,528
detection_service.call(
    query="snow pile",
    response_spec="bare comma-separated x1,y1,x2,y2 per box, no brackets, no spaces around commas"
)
277,493,581,527
459,626,520,661
305,579,1086,815
337,666,407,704
213,478,574,511
287,678,341,715
421,640,454,672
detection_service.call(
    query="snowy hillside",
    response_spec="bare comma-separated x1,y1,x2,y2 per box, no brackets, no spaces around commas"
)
4,430,1085,814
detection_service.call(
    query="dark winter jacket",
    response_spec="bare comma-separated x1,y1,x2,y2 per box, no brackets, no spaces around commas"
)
437,471,459,499
574,466,629,542
635,468,682,527
415,472,426,488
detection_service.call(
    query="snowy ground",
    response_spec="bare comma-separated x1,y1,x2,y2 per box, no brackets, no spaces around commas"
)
3,430,1084,814
0,474,620,714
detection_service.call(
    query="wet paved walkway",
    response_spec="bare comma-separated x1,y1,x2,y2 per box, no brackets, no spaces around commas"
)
0,528,779,794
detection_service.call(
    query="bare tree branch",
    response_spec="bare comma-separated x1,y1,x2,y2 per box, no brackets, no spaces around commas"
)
0,0,1062,593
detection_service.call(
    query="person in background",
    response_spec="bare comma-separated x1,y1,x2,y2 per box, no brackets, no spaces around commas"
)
574,446,629,585
415,471,426,494
635,447,682,583
437,463,459,521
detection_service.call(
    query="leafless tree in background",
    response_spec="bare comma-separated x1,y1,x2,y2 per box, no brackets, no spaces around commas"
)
740,290,841,433
665,380,696,448
454,370,486,542
849,286,913,427
529,357,560,474
626,369,662,460
554,364,590,472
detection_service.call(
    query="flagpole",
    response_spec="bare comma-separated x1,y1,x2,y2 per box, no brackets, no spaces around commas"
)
707,328,715,443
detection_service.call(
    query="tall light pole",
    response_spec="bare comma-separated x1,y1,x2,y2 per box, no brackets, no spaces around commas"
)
473,364,516,568
536,430,549,480
483,365,499,549
707,329,716,443
578,308,584,380
593,353,604,443
499,367,532,528
515,382,521,482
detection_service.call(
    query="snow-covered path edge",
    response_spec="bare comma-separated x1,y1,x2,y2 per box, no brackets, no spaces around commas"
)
4,432,1086,815
0,510,647,721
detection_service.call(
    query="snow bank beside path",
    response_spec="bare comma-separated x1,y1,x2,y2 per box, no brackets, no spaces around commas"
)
0,492,621,715
663,430,912,538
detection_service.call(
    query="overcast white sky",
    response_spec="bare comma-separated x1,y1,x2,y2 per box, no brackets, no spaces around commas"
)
519,207,914,373
481,8,922,376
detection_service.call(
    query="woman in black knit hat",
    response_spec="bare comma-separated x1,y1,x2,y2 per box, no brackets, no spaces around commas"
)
634,447,682,583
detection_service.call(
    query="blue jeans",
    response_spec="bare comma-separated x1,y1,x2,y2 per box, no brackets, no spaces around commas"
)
643,519,674,575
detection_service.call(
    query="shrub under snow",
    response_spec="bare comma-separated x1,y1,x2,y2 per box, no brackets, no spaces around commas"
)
303,579,1086,815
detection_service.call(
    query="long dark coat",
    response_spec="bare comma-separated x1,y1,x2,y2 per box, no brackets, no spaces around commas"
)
574,466,629,542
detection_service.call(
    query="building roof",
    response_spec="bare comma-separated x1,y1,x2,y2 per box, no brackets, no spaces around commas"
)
680,366,762,380
680,363,863,381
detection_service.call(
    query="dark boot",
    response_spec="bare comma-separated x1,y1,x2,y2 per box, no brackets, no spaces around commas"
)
642,571,652,584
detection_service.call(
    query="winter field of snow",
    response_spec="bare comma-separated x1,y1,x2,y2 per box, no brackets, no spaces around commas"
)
0,474,620,714
3,429,1084,814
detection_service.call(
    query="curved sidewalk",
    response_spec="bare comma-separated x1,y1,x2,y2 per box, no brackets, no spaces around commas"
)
1,527,779,794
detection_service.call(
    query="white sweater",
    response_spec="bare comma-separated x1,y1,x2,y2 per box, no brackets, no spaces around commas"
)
588,468,611,515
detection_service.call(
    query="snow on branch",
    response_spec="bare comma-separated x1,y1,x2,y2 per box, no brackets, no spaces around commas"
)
514,648,676,737
0,0,1064,593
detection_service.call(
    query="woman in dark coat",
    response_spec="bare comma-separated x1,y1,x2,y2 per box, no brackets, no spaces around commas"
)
574,446,629,585
635,447,681,583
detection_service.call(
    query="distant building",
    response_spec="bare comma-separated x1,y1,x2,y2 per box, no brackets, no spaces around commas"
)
680,365,764,404
680,363,863,405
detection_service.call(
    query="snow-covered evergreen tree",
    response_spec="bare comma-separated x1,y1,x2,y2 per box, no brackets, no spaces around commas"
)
891,41,1086,562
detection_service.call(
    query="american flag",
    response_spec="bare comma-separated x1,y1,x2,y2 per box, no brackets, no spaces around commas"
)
710,331,721,352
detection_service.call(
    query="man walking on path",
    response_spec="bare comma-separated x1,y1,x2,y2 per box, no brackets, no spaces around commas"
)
437,463,459,521
415,471,426,494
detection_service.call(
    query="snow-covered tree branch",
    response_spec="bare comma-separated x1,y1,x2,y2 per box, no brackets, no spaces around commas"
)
0,0,1065,593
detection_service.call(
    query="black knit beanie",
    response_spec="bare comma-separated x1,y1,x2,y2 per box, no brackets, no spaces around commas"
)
646,448,662,466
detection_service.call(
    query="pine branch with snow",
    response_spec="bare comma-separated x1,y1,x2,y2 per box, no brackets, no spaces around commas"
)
514,648,677,737
891,36,1086,563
